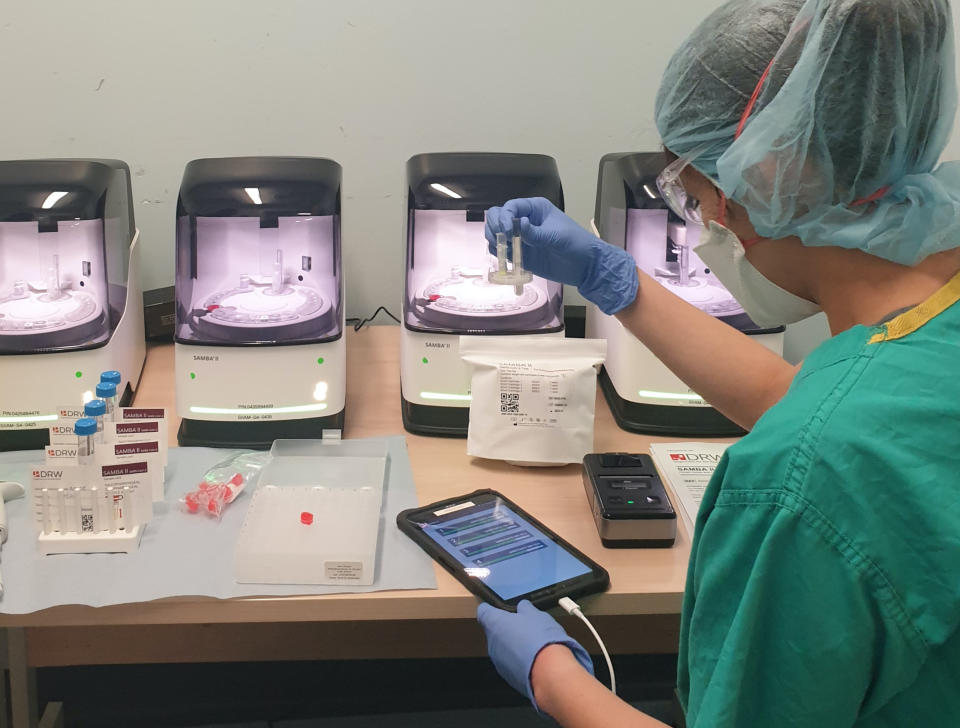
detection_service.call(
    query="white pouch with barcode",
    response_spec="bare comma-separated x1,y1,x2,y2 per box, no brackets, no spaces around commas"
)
460,336,606,466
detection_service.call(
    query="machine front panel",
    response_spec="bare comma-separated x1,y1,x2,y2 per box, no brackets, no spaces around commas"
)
175,338,346,422
400,329,474,408
587,304,783,408
0,337,142,434
400,328,565,408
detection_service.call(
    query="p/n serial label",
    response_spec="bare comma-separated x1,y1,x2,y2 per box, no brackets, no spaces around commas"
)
324,561,363,581
497,362,573,428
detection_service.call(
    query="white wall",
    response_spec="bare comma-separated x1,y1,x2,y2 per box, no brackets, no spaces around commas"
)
1,0,958,359
0,0,709,312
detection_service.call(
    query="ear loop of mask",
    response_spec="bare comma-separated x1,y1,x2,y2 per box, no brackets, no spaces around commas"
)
717,191,763,249
718,56,777,249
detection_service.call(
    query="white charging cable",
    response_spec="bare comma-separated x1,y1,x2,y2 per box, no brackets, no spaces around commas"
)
558,596,616,695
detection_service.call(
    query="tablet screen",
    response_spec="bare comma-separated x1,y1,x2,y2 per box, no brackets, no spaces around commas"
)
418,497,591,600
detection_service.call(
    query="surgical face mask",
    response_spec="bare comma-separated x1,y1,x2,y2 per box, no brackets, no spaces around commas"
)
693,221,822,327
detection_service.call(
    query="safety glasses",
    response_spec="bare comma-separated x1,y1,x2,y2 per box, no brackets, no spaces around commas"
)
655,145,711,225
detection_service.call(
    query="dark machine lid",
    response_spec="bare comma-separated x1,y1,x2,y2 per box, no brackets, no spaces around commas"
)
594,152,670,237
407,152,564,212
594,151,785,336
178,157,342,223
0,159,131,234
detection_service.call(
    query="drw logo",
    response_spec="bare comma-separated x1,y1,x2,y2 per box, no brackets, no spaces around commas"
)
670,454,687,461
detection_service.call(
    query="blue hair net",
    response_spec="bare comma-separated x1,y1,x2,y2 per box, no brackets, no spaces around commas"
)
655,0,960,265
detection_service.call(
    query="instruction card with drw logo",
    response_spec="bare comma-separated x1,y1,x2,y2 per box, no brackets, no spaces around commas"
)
649,442,731,536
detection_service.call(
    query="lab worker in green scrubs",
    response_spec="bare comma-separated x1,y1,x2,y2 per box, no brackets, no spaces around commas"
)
476,1,960,726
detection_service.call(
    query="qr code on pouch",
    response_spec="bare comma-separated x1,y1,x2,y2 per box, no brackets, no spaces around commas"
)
500,392,520,414
81,514,94,532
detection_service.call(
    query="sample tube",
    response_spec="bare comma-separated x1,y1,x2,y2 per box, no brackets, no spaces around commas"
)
43,253,63,301
123,486,136,532
78,487,94,533
63,487,79,533
56,488,67,534
39,488,52,534
105,487,118,533
74,417,97,465
488,221,532,293
111,487,125,531
84,399,107,443
671,224,690,287
89,486,102,533
511,218,524,296
271,249,284,294
95,381,118,422
495,232,508,274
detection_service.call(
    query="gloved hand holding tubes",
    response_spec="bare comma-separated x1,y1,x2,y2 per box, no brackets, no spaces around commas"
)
484,197,639,315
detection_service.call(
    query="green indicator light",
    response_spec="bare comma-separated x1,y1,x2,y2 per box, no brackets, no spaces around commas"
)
422,357,428,364
316,357,324,365
74,371,82,379
627,500,635,504
190,372,196,380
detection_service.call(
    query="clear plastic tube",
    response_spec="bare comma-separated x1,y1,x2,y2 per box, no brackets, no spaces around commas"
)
97,486,113,532
512,218,524,296
40,488,52,534
496,233,508,274
78,487,94,533
63,488,79,533
107,487,120,532
272,249,284,294
56,488,67,533
43,254,63,301
123,486,136,532
487,218,532,295
89,486,101,532
77,434,95,464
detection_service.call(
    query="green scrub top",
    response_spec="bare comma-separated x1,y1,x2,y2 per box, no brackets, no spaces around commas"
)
677,271,960,727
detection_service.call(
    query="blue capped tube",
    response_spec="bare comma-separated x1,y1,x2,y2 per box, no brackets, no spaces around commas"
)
95,381,118,422
84,398,107,443
74,417,98,465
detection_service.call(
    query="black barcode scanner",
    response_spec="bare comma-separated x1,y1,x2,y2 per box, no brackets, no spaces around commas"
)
581,453,677,548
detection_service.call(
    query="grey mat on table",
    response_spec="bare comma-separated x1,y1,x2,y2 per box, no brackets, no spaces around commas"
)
0,436,436,614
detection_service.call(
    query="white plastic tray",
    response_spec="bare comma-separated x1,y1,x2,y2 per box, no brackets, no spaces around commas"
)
234,438,388,586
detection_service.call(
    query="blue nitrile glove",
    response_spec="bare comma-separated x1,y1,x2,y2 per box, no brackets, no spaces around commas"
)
477,599,594,710
485,197,639,315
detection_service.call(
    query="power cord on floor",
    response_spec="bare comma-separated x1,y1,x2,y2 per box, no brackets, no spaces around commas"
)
558,596,616,695
346,305,400,331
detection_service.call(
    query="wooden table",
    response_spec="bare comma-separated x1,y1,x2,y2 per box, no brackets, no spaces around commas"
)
0,326,714,725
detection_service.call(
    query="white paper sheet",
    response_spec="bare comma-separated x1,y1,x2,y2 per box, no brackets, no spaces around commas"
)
0,436,437,614
649,442,731,535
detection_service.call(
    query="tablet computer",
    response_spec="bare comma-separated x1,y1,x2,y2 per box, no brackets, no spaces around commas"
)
397,489,609,611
